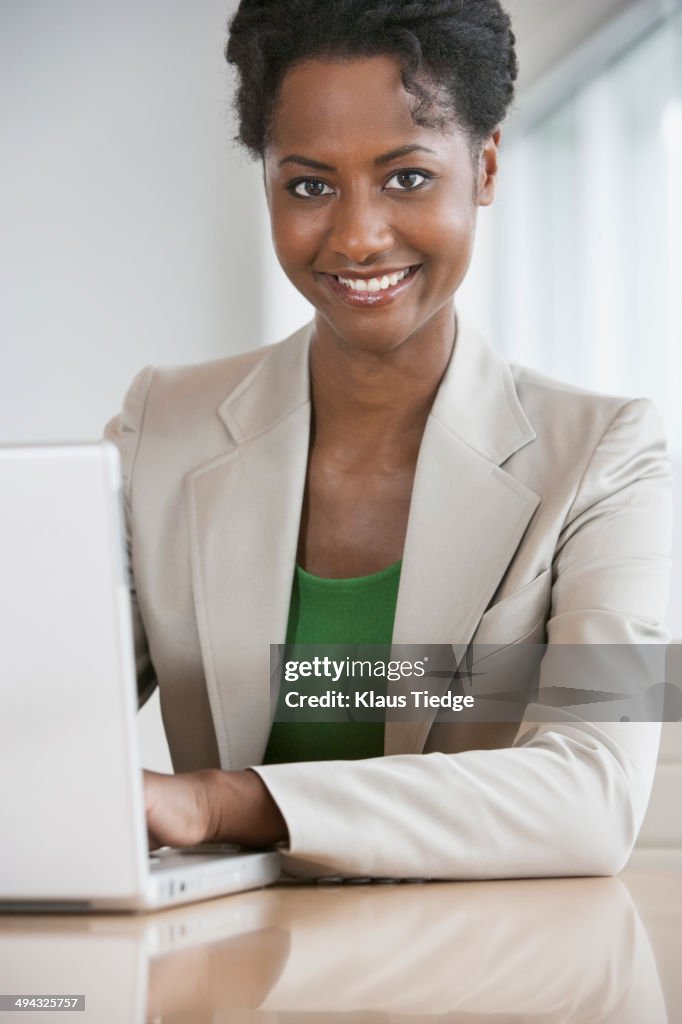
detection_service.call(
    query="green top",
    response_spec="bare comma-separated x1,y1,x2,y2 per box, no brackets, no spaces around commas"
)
262,559,402,764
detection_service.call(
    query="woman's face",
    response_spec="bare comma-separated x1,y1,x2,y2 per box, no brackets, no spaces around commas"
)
264,55,499,356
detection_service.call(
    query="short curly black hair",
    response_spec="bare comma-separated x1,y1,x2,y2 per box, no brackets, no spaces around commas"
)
225,0,518,159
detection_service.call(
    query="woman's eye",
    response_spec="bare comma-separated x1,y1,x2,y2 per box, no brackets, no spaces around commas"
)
385,170,429,191
290,178,334,199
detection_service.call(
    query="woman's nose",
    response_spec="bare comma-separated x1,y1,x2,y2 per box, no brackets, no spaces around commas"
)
327,194,394,265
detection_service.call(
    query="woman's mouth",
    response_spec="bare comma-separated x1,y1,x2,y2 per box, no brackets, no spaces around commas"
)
321,265,421,307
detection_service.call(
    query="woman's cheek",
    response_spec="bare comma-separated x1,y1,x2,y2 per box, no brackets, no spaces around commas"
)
437,210,477,275
272,211,321,269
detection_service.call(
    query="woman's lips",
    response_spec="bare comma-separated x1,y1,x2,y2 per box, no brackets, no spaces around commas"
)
321,265,421,308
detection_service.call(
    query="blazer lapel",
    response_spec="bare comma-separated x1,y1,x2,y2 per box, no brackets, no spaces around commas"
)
385,317,540,755
185,326,312,770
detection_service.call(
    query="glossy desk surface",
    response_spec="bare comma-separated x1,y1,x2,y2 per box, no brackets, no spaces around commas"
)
1,851,681,1023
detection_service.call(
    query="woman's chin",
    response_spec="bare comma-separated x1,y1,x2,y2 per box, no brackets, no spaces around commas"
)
313,312,420,357
310,295,455,360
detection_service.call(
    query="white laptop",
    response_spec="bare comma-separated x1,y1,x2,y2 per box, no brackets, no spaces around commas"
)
0,442,280,911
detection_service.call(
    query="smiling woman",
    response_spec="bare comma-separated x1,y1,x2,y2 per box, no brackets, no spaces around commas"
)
105,0,672,879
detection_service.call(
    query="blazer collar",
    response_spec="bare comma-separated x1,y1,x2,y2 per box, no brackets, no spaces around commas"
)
430,315,536,463
216,314,535,464
217,323,312,445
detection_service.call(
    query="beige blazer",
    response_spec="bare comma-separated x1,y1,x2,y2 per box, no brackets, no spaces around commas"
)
105,315,672,879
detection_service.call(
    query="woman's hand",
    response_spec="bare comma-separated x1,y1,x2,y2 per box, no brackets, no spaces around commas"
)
144,769,214,850
143,768,288,850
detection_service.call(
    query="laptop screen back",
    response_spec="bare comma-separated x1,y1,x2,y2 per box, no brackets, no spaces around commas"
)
0,443,148,902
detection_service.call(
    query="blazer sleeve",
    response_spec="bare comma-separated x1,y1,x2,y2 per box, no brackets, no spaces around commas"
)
103,365,158,709
252,398,673,879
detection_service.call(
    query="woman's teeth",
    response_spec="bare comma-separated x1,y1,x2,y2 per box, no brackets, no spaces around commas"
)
335,268,411,292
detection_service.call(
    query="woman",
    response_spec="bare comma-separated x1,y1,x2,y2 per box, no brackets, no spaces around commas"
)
106,0,672,878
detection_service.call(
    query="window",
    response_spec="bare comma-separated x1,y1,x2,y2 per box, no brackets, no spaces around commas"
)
460,6,682,454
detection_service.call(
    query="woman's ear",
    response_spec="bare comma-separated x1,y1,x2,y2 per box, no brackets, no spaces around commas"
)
477,129,501,207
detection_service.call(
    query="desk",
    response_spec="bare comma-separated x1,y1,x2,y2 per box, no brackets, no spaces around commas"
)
1,855,680,1022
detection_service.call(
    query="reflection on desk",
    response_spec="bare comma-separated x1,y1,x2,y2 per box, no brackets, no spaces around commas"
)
0,870,677,1022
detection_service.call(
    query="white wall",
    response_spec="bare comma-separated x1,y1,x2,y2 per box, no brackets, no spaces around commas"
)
0,0,264,446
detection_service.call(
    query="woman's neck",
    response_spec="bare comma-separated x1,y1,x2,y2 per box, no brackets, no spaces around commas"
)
308,307,456,466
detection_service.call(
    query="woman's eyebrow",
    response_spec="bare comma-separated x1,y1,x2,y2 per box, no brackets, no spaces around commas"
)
278,154,335,171
277,144,438,171
375,144,438,165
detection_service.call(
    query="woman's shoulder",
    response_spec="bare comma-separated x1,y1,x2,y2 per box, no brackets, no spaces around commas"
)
146,340,277,406
122,324,311,426
511,360,630,413
509,360,664,445
447,317,666,464
504,362,669,515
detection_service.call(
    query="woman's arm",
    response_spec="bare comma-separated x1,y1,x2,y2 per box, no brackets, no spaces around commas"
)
246,398,671,878
104,365,159,708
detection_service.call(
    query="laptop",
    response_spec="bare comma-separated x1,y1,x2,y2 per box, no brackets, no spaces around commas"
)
0,442,280,911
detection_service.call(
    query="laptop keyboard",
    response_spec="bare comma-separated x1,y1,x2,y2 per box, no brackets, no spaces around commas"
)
148,845,243,872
